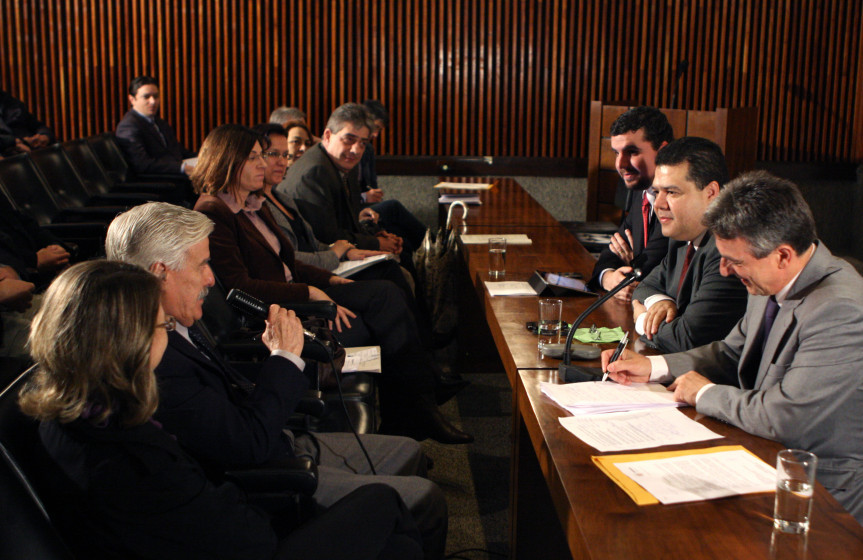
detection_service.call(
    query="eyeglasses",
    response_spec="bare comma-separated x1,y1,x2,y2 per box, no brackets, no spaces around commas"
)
262,151,290,160
247,152,265,162
157,316,176,332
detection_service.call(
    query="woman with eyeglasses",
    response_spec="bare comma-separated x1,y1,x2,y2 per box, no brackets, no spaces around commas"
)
252,123,385,272
191,124,472,445
19,260,423,559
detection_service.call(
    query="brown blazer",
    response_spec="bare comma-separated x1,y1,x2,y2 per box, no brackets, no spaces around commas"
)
194,194,333,304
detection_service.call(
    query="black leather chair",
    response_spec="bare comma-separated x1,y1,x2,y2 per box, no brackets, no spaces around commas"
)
0,167,107,259
200,278,378,434
61,139,182,202
0,153,123,227
30,144,153,208
0,366,319,558
86,133,192,199
0,367,76,558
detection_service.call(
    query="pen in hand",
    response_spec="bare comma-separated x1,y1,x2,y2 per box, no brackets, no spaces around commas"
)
601,330,629,382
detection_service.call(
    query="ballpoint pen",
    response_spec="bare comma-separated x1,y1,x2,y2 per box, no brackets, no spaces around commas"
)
601,330,629,382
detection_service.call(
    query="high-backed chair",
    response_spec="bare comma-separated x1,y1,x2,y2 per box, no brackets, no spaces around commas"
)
0,368,76,558
585,100,758,221
0,153,123,228
30,144,152,208
61,139,181,202
86,133,191,194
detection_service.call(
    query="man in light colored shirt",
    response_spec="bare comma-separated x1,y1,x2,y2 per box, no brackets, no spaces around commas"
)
631,137,748,353
604,171,863,523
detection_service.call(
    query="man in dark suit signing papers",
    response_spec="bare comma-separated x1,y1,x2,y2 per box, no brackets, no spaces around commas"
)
604,171,863,524
106,202,447,559
115,75,195,176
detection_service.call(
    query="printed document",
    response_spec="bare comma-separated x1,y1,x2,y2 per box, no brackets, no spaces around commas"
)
559,407,723,452
612,448,776,505
484,281,538,297
434,181,494,190
343,346,382,373
540,381,684,415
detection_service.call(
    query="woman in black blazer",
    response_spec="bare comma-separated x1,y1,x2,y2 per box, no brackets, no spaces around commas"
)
18,260,422,559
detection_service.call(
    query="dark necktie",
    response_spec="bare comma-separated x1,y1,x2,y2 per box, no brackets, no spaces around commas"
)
150,119,167,146
641,193,651,249
741,296,780,388
760,296,780,353
676,243,695,297
187,325,255,395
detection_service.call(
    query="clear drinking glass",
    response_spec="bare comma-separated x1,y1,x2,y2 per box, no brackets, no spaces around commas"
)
488,238,506,279
773,449,817,534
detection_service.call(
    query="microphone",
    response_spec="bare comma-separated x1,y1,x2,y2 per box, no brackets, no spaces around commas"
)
557,269,642,383
226,288,316,340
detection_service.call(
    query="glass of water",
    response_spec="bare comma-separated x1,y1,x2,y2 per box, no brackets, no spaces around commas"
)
773,449,817,534
488,238,506,279
537,299,563,349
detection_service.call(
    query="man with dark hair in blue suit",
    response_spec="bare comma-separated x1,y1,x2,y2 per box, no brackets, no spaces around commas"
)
115,75,195,176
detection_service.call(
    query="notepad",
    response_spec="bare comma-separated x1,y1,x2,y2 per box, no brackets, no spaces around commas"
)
333,254,394,277
484,281,538,297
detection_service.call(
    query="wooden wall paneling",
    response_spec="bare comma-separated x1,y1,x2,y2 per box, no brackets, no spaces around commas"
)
1,0,861,162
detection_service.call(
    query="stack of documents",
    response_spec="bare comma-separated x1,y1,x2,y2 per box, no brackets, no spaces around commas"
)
439,193,482,205
540,381,684,415
460,234,532,245
559,407,722,452
484,281,537,296
434,181,493,190
592,446,776,505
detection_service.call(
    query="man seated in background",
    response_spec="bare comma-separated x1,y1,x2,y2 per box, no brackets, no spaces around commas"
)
605,171,863,524
631,137,748,353
0,89,54,155
357,99,427,253
588,106,673,300
115,75,195,176
269,105,321,143
275,103,410,267
0,204,70,357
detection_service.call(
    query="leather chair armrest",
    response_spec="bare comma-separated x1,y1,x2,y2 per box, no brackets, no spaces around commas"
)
224,455,318,496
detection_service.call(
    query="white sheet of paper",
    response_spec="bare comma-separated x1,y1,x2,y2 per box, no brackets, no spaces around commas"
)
614,449,776,504
439,194,482,205
541,381,683,415
460,234,532,245
342,346,382,373
484,281,538,297
333,254,393,277
434,182,493,190
559,408,723,452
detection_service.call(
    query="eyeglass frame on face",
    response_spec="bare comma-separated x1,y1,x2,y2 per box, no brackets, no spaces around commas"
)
262,150,291,161
157,316,177,332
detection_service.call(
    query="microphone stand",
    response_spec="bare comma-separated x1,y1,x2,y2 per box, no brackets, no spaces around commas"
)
558,269,642,382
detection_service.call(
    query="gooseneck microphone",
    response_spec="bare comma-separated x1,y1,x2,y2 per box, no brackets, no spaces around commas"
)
558,269,642,382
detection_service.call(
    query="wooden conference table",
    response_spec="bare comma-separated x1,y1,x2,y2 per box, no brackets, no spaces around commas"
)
438,178,863,559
